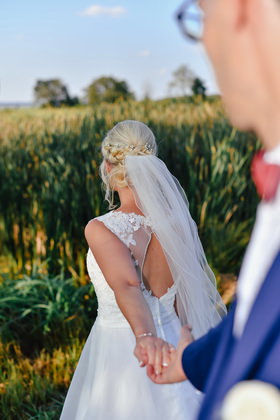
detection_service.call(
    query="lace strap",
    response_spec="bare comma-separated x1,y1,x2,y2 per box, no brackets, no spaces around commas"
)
94,211,151,248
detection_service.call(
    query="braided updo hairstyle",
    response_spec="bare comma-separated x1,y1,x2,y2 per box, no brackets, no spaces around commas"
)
100,120,158,208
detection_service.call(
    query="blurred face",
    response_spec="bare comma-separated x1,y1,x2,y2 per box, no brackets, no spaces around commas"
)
199,0,269,131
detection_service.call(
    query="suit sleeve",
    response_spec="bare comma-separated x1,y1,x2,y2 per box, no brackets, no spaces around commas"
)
182,315,228,392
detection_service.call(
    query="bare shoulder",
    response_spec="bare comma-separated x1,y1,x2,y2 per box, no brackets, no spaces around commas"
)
84,218,104,239
84,217,126,252
84,219,112,245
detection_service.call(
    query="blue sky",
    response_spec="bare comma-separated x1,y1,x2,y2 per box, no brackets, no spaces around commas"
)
0,0,219,102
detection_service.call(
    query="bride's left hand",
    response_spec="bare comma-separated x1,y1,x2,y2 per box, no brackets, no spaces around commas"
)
134,336,175,375
146,325,193,384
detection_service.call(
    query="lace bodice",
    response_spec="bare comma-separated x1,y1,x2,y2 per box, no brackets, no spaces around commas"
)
86,211,177,330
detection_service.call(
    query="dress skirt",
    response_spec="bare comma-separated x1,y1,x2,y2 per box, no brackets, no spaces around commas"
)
59,311,202,420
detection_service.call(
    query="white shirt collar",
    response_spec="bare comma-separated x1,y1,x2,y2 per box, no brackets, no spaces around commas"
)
264,143,280,165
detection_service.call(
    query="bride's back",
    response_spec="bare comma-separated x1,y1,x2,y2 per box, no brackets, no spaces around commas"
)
142,233,174,298
91,209,174,300
109,210,175,299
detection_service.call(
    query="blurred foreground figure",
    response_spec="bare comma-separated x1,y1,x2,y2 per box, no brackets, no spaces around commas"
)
146,1,280,418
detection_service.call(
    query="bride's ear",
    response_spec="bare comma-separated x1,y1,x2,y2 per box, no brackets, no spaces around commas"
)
105,160,113,173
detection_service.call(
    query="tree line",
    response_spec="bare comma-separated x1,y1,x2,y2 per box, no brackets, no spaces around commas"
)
34,65,207,107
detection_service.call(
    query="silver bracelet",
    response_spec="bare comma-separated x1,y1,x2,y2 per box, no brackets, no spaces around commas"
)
136,332,154,339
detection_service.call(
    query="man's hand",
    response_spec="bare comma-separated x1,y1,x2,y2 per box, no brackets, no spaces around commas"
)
146,325,194,384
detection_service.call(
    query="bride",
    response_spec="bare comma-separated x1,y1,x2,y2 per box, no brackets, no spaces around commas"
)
59,120,226,420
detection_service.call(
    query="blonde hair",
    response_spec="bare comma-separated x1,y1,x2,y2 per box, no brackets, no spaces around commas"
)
100,120,157,208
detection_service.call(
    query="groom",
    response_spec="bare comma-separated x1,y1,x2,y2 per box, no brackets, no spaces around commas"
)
136,0,280,418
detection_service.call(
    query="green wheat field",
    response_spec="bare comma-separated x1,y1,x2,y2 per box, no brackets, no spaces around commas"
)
0,98,260,419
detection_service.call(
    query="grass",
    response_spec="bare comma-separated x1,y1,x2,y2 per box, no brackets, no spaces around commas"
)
0,338,85,420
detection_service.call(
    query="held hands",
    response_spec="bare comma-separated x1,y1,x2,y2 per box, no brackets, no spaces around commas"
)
134,325,194,384
134,334,174,376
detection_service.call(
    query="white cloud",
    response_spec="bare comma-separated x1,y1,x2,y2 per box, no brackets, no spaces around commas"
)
138,50,151,57
79,5,127,17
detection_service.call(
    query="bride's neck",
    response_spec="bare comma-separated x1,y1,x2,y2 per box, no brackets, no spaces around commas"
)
116,187,143,214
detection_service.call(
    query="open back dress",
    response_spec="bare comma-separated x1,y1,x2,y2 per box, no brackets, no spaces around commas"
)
59,210,202,420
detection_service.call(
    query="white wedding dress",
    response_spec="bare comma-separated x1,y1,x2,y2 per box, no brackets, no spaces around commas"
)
59,210,202,420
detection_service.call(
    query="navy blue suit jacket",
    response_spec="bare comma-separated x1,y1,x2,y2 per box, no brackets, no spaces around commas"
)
182,250,280,420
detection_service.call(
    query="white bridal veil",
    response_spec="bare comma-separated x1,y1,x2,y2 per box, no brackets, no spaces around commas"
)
125,155,227,339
